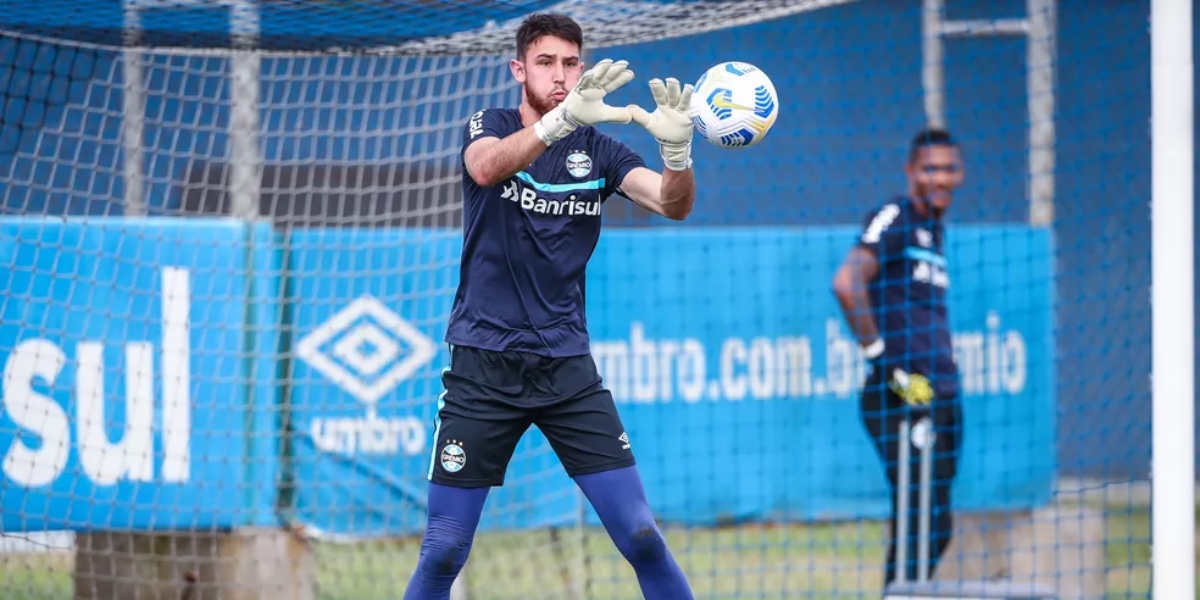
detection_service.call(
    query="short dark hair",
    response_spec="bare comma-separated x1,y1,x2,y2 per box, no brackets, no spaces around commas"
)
908,127,958,163
515,13,584,60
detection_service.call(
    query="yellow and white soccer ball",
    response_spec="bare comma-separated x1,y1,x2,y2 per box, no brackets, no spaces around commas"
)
689,61,779,149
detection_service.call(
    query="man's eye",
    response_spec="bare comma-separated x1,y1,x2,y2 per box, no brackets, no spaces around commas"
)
924,165,959,174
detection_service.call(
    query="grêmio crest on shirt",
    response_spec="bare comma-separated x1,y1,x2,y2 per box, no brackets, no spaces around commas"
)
498,149,605,218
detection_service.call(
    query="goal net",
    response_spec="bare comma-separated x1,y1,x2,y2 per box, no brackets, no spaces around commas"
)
0,1,1163,599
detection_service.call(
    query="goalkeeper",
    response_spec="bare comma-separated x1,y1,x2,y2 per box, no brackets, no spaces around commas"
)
832,128,966,586
403,12,696,600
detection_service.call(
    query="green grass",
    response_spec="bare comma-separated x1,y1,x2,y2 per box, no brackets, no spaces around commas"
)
0,508,1170,600
314,519,887,600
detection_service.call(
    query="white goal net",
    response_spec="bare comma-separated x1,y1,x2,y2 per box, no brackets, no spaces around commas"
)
0,1,1167,599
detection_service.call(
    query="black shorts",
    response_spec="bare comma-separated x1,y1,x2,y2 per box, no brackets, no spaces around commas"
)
426,345,635,488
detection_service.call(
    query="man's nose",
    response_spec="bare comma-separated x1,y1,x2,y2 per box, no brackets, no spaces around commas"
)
932,167,956,186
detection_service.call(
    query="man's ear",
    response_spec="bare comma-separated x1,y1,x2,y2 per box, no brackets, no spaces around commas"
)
510,58,526,83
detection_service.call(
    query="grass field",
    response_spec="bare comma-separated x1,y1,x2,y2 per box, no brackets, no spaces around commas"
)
0,506,1170,600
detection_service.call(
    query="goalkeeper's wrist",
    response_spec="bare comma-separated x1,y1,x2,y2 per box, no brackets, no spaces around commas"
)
862,338,885,360
533,120,555,146
535,107,579,146
660,140,692,171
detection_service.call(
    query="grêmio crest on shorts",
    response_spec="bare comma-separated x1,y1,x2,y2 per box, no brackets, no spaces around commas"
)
445,108,647,358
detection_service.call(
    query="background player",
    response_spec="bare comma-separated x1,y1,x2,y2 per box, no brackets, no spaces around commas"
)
403,13,697,600
831,128,966,586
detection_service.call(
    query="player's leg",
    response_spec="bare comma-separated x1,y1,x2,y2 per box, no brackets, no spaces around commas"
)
859,369,909,585
575,466,694,599
404,346,532,600
403,483,489,599
533,354,694,599
926,398,963,577
863,377,958,585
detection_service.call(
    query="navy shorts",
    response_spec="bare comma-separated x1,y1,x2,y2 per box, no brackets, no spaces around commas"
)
426,345,635,488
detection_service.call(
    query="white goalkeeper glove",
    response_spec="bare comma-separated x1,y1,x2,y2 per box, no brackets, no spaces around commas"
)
627,77,695,171
535,58,635,146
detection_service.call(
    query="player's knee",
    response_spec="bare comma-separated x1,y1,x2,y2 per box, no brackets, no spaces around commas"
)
417,514,475,577
615,521,668,565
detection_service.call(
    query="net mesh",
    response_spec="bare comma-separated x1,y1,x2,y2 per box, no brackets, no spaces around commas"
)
0,1,1162,599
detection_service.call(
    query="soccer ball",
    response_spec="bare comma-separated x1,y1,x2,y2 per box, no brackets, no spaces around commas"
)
689,61,779,149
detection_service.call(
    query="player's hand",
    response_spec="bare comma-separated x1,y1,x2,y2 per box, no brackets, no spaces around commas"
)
863,339,933,407
888,368,935,407
627,78,695,171
535,58,635,146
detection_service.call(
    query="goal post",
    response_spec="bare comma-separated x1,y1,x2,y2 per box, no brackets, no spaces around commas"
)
0,1,1186,599
1150,0,1195,597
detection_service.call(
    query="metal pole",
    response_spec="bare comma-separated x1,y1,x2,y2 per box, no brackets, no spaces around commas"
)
228,0,261,220
916,419,934,582
920,1,1058,227
1026,0,1057,226
921,0,945,128
895,419,911,584
122,4,146,216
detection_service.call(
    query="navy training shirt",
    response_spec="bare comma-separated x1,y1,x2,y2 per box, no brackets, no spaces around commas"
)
857,197,959,398
445,108,646,357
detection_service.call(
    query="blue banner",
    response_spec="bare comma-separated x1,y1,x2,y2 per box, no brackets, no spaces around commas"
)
283,228,459,537
0,218,280,531
285,225,1056,534
586,226,1056,524
0,220,1054,535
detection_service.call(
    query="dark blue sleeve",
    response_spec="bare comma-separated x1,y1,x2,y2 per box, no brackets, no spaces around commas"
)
597,133,647,201
857,203,905,261
461,109,512,157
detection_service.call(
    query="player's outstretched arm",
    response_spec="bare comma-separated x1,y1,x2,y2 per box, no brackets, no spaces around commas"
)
619,78,697,220
465,59,635,188
832,246,883,354
617,165,695,220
